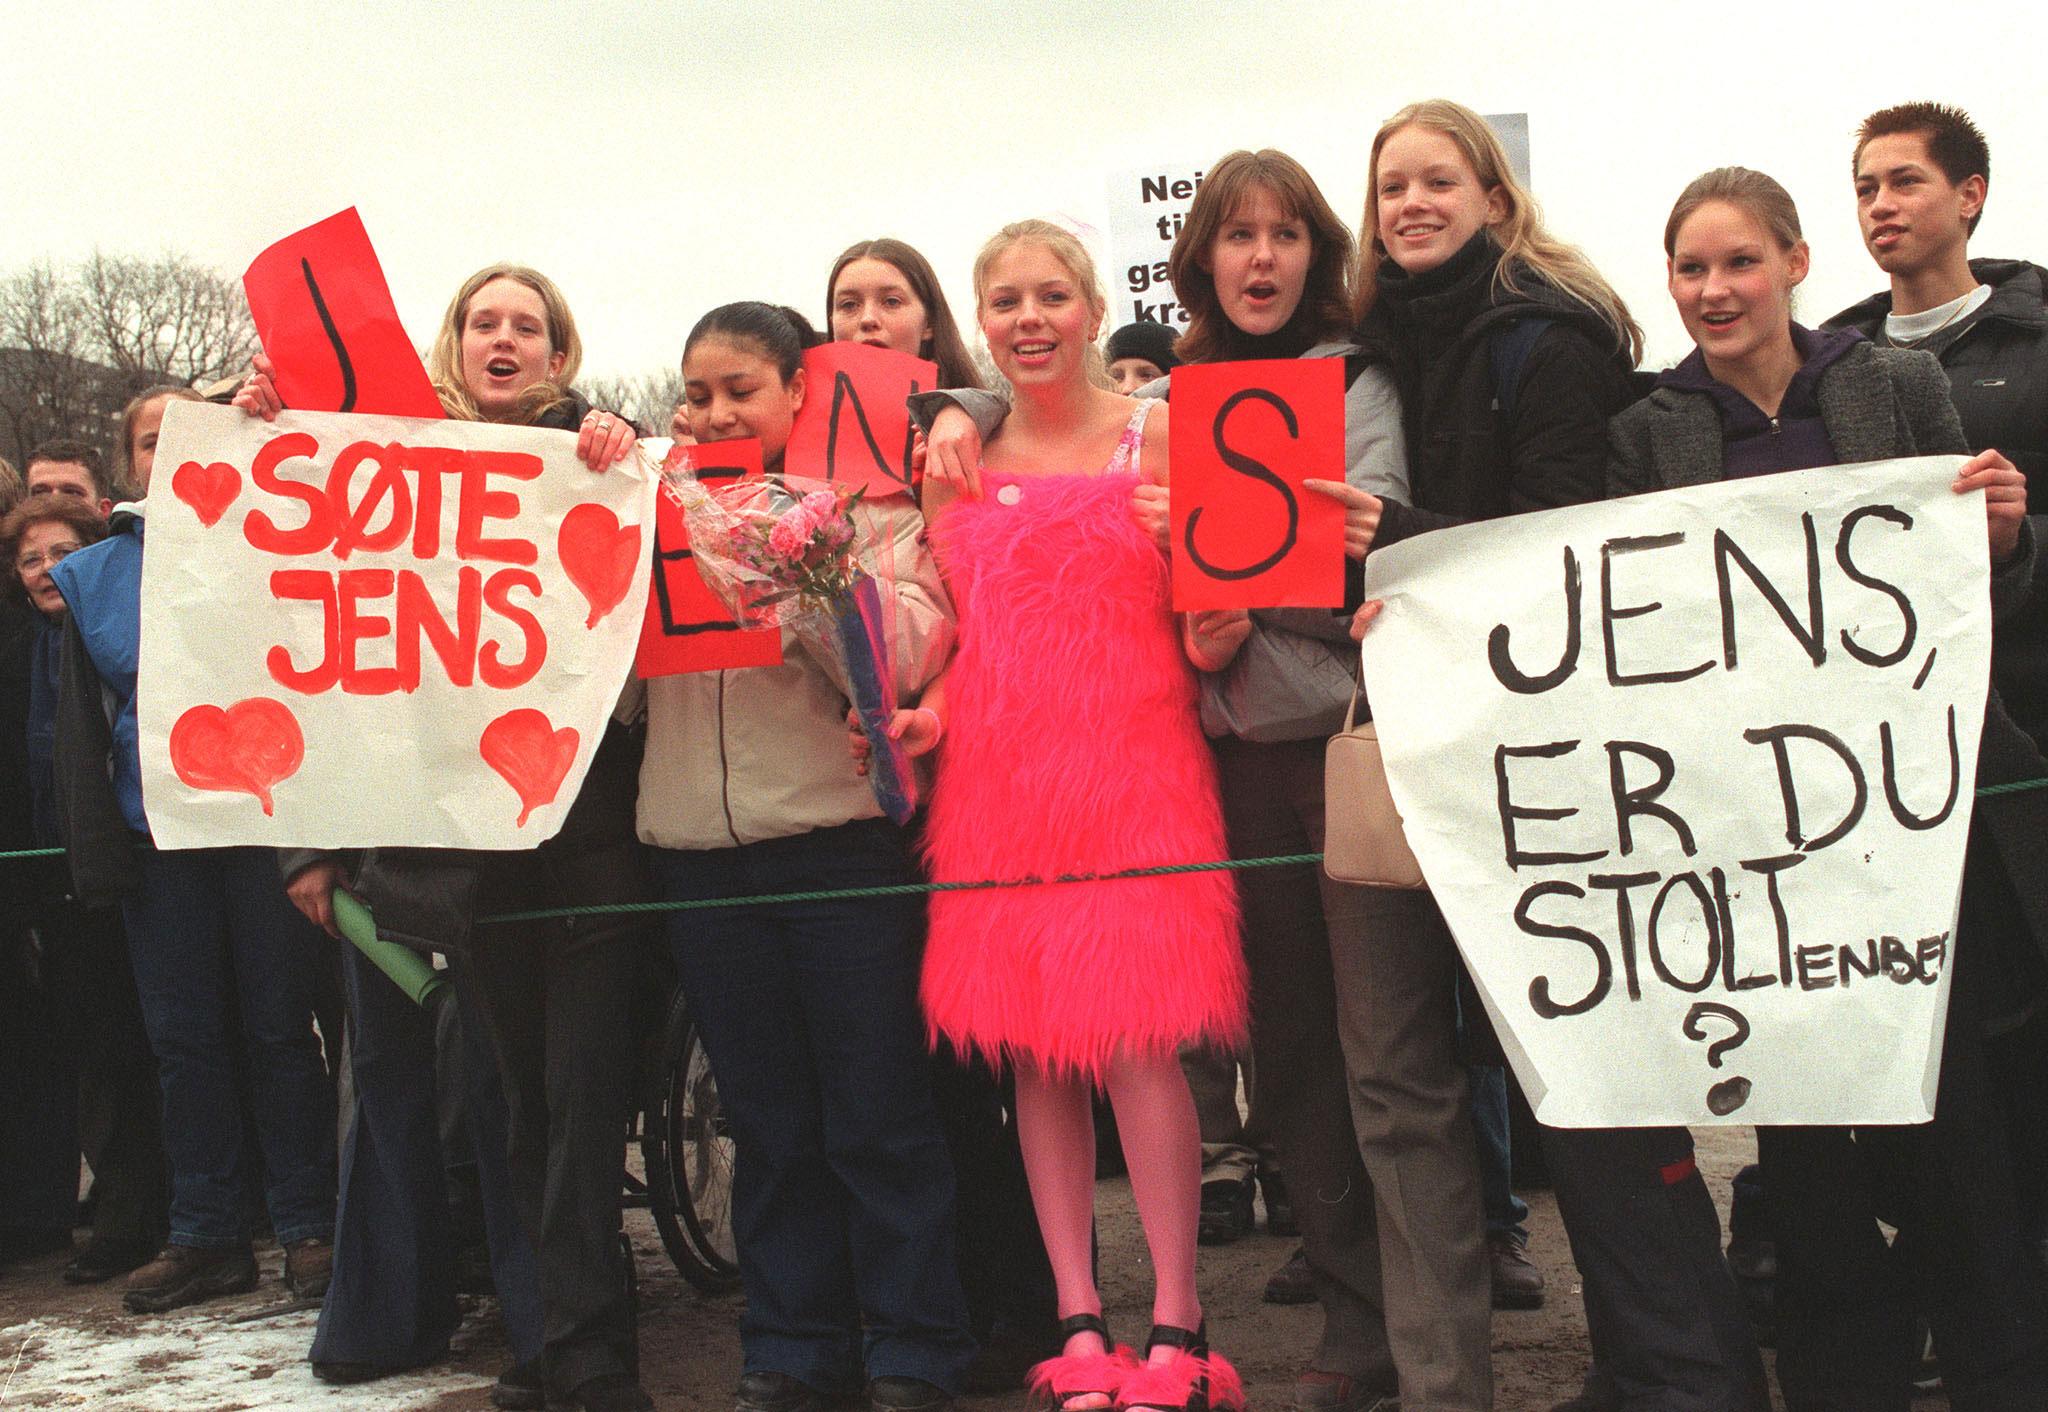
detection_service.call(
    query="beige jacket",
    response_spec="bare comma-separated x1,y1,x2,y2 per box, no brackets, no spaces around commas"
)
634,493,953,851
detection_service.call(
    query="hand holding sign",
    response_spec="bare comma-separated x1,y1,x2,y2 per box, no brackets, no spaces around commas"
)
783,343,936,493
1168,359,1345,611
1184,608,1253,672
243,208,443,420
1303,478,1384,561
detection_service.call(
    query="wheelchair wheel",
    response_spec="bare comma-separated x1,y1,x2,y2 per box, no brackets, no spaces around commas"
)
642,985,741,1293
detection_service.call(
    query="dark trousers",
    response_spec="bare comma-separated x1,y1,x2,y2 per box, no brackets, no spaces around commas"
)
1758,891,2048,1412
313,943,542,1370
1214,736,1399,1391
1545,1125,1768,1411
1470,1065,1528,1242
1,892,165,1251
121,844,335,1249
1988,1009,2048,1242
51,900,167,1249
461,845,651,1393
655,818,974,1395
930,1039,1058,1345
0,929,79,1236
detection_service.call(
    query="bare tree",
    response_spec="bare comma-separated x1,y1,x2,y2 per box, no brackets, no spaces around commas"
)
76,251,256,386
0,251,256,468
0,262,98,460
580,367,686,436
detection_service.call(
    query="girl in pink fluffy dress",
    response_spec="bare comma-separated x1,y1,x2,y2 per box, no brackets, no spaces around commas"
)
901,220,1247,1412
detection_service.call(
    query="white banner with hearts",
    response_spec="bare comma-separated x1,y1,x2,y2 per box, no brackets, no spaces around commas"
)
137,401,656,849
1360,457,1991,1126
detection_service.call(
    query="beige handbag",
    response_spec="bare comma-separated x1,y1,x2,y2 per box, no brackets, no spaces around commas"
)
1322,680,1426,889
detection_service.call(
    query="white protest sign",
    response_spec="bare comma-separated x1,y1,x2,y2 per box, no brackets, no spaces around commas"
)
1361,457,1988,1126
138,401,656,850
1105,163,1204,329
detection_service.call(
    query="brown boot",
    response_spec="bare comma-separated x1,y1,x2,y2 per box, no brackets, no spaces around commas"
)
284,1237,335,1299
122,1244,258,1313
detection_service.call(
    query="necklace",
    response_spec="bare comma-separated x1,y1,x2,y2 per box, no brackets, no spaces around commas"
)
1889,293,1975,348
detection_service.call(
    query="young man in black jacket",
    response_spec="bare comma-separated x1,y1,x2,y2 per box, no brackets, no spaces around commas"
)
1825,93,2048,1298
1825,101,2047,748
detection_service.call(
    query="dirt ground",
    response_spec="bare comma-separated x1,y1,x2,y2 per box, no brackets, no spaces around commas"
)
0,1125,1950,1411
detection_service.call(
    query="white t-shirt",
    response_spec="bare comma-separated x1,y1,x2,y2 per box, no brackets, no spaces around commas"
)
1884,284,1992,345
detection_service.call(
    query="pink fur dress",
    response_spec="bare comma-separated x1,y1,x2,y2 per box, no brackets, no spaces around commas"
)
921,401,1246,1080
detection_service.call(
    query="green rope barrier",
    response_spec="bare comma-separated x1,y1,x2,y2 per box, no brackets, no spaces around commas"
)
4,777,2042,924
481,852,1328,924
1976,777,2048,797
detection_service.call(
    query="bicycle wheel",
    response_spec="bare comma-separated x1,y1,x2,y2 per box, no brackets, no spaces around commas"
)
642,984,741,1293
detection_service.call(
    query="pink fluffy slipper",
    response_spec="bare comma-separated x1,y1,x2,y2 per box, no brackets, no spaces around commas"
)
1117,1331,1246,1412
1026,1345,1137,1409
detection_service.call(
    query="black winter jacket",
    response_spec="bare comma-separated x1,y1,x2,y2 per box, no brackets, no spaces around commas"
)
1358,232,1640,549
1827,259,2048,480
1826,259,2048,756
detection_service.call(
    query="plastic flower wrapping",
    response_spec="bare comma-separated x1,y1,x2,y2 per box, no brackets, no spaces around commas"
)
659,444,920,824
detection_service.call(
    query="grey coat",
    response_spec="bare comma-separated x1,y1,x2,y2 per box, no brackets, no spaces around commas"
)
1607,338,2048,1008
1608,340,1969,493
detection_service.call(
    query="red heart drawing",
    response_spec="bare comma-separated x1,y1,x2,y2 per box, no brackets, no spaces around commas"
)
168,697,305,816
557,503,641,628
171,460,242,528
480,709,580,827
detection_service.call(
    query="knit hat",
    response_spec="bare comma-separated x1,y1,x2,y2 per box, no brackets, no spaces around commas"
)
1105,320,1182,372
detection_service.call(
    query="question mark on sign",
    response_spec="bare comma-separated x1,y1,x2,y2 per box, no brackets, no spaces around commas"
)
1682,1001,1755,1116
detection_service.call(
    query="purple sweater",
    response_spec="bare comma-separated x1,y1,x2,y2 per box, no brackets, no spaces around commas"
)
1655,323,1865,478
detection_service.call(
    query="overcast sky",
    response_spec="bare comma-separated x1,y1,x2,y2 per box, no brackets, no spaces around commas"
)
6,1,2045,382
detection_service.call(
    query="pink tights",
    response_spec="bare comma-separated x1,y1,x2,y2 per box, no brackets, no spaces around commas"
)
1014,1050,1203,1363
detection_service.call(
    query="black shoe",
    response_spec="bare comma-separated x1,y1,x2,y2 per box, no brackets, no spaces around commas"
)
1260,1172,1298,1238
63,1235,157,1285
494,1358,547,1410
1198,1174,1256,1245
868,1375,952,1412
551,1371,654,1412
122,1243,259,1313
1264,1246,1315,1305
312,1360,391,1385
735,1370,826,1412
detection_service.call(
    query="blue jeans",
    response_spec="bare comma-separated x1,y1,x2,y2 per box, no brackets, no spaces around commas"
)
1469,1064,1529,1243
121,844,336,1249
655,819,974,1394
313,944,542,1369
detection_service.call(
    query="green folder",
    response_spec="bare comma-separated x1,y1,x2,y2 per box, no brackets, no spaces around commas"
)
333,889,448,1009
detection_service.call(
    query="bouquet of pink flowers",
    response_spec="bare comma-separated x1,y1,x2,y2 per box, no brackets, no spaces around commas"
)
662,448,919,824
